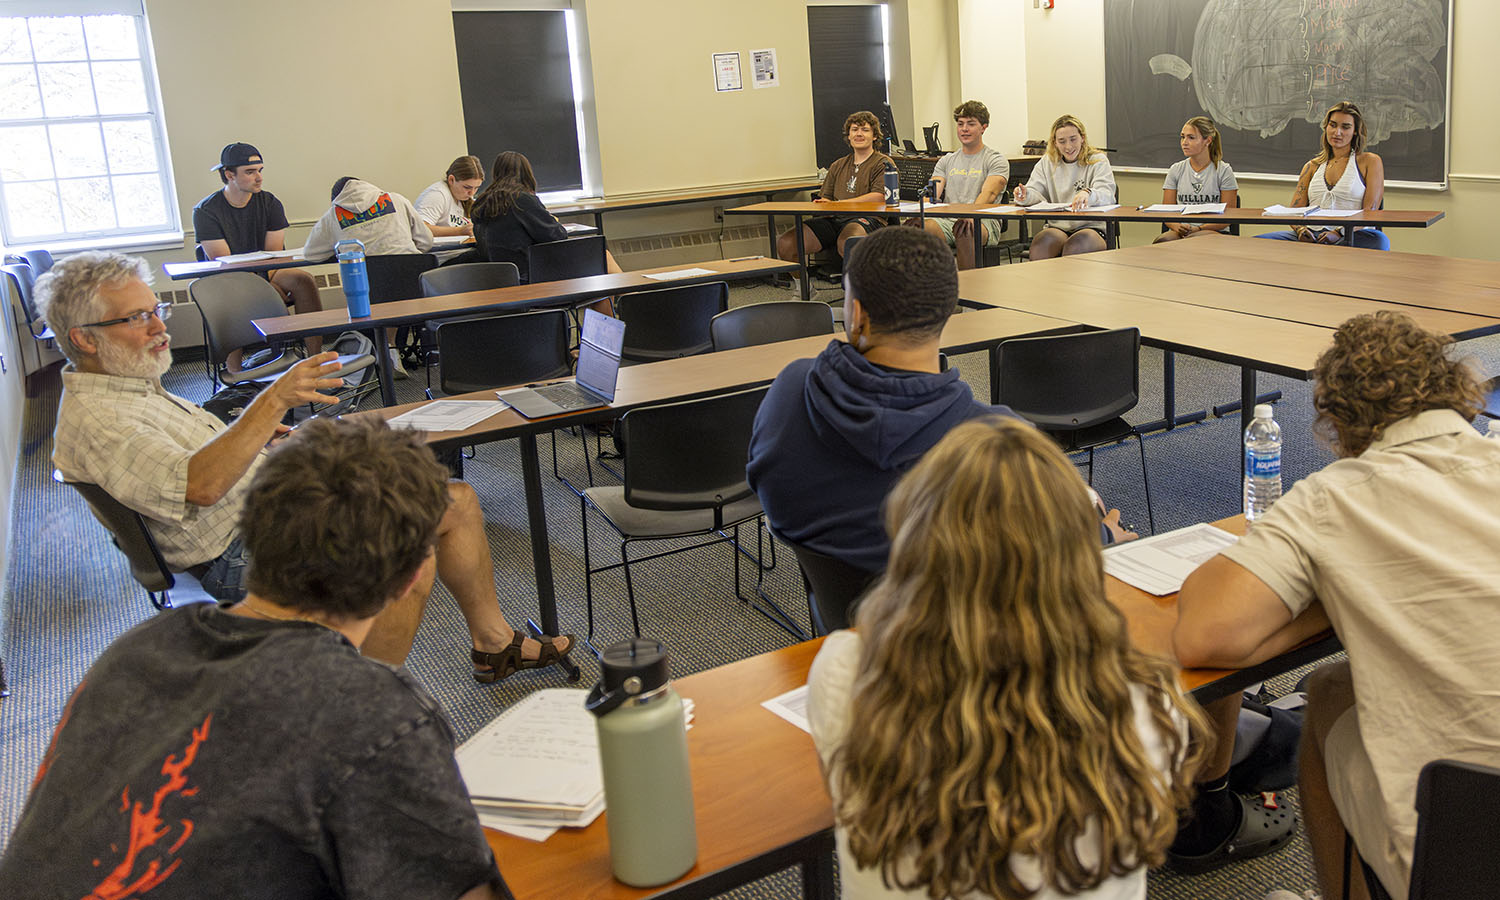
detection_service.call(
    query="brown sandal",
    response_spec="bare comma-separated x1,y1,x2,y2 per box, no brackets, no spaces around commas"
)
471,632,574,684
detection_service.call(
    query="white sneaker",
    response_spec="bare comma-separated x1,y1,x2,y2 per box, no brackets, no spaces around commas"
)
388,348,408,380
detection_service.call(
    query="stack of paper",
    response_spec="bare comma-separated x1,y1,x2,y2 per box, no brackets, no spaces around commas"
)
1024,202,1071,212
644,267,717,281
1307,208,1362,217
387,399,508,432
1101,522,1239,595
218,249,300,263
1183,202,1227,214
979,205,1022,214
1263,205,1321,216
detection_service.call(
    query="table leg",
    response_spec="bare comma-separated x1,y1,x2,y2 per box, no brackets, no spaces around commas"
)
519,433,559,636
801,831,836,900
1134,350,1208,435
594,212,604,234
795,214,810,300
764,191,779,259
973,216,984,266
374,325,396,406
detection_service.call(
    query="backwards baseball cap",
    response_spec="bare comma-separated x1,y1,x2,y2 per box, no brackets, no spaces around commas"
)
212,142,263,172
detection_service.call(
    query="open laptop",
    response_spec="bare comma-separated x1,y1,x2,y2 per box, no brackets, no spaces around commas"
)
502,310,626,418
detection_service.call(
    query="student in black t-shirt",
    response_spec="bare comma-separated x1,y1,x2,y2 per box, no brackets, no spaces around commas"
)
192,142,324,363
0,418,518,900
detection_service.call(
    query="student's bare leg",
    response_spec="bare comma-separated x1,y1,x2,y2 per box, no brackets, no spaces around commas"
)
1154,228,1184,244
834,222,869,259
270,268,324,354
1302,661,1373,900
1028,227,1068,260
777,225,824,261
1061,228,1106,256
953,218,978,270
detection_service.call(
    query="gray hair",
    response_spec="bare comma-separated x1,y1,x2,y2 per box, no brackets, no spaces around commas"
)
35,251,153,364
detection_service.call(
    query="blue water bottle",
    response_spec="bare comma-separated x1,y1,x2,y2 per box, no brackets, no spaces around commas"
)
335,239,369,318
883,161,899,206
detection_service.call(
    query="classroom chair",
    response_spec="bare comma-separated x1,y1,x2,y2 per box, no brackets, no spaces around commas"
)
527,235,606,283
991,327,1155,534
55,470,200,611
417,261,522,375
709,301,835,351
1,264,53,341
782,535,877,635
615,281,728,363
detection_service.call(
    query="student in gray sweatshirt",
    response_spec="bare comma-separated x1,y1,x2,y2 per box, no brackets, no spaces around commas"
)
1013,114,1116,260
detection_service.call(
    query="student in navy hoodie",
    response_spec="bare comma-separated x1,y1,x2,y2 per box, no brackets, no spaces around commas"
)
747,226,1129,573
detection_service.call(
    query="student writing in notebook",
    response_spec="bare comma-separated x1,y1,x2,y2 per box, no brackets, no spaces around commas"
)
1256,101,1389,250
1154,116,1238,243
1012,114,1116,260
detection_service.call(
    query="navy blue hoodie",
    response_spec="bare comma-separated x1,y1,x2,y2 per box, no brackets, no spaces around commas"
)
747,340,1013,572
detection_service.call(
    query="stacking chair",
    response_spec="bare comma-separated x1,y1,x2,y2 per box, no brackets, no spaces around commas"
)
367,253,438,368
55,471,199,611
711,300,835,351
1,263,52,341
190,272,376,411
527,235,606,283
579,385,798,645
992,327,1154,533
431,309,570,395
615,281,728,363
784,537,878,635
417,261,521,376
20,248,53,275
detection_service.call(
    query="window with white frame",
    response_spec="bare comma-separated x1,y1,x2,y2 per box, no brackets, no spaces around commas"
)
0,1,179,250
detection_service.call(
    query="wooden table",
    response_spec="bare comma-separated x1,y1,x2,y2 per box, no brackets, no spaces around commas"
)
362,307,1075,641
161,236,489,281
488,514,1339,899
548,178,821,259
258,257,799,407
723,200,1445,298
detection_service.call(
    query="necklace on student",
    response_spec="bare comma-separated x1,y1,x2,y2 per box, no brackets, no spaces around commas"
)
847,161,860,193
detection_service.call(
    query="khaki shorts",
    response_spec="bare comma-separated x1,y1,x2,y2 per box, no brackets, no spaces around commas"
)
933,216,1003,247
1326,708,1410,899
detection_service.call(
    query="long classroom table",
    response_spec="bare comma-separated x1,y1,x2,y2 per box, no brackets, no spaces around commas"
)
488,514,1340,900
724,199,1445,298
364,308,1077,641
257,257,799,406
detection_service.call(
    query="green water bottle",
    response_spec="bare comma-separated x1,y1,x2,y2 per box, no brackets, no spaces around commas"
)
585,639,697,887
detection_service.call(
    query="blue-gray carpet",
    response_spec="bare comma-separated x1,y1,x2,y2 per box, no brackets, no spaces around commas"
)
3,273,1496,898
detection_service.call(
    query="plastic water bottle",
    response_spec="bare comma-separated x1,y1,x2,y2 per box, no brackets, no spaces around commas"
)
335,239,369,318
585,638,697,887
883,161,899,206
1244,403,1282,522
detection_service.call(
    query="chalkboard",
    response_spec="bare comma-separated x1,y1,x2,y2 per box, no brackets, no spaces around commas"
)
1104,0,1451,186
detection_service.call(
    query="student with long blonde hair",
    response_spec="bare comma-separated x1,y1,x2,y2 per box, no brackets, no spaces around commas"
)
807,417,1208,899
1013,114,1116,260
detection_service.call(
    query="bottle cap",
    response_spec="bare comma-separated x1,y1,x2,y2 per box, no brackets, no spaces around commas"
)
585,638,671,717
1254,403,1274,420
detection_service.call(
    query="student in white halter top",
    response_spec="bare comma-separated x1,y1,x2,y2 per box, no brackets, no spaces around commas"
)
1257,101,1390,250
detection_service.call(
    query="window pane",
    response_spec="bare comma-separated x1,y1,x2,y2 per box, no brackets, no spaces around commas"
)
0,64,42,119
29,17,85,63
84,15,137,60
4,180,62,238
59,176,115,231
50,121,106,177
102,119,157,174
38,61,95,116
92,60,145,113
0,19,33,62
111,173,166,227
0,125,54,180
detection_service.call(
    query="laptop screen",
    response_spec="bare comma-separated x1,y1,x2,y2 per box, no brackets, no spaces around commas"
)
575,310,626,401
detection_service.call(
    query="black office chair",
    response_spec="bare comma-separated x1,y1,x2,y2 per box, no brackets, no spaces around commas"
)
615,281,728,363
190,272,376,409
527,235,606,283
417,261,522,375
785,538,878,635
55,471,201,611
710,301,836,351
363,253,438,370
992,327,1154,533
579,386,798,645
432,309,570,396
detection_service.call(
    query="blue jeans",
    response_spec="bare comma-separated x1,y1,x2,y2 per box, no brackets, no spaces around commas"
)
1256,229,1390,251
201,537,250,602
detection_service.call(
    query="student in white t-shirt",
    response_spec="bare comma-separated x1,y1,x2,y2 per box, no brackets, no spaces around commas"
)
1154,117,1239,243
807,416,1207,900
414,155,484,238
1013,114,1116,260
916,100,1009,270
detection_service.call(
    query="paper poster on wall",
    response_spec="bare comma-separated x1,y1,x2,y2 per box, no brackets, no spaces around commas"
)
751,48,779,89
713,52,742,92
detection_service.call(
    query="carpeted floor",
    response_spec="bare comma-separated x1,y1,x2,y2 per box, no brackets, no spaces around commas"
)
2,268,1496,898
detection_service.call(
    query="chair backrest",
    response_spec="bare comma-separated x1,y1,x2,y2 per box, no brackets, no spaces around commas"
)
435,310,571,394
788,539,877,635
1,263,41,324
618,385,769,512
527,235,606,283
419,261,520,298
616,281,729,362
366,253,438,304
21,248,53,274
710,301,835,351
195,243,210,262
1406,759,1500,899
189,272,289,369
63,477,175,593
993,327,1141,431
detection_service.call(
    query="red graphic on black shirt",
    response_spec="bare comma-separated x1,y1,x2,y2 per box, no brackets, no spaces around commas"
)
84,713,211,900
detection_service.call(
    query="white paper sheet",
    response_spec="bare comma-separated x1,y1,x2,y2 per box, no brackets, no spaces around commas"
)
1309,208,1362,217
1143,204,1185,212
1182,202,1227,214
387,399,508,432
761,684,811,733
1263,205,1320,216
643,267,717,281
979,205,1022,214
1102,522,1240,596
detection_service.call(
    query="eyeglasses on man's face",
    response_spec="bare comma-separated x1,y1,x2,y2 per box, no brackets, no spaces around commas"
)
82,302,172,330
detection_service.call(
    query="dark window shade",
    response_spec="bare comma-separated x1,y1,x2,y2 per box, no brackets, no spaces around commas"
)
452,10,582,193
807,6,887,169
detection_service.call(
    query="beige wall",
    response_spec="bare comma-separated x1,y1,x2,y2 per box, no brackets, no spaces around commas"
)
955,0,1027,156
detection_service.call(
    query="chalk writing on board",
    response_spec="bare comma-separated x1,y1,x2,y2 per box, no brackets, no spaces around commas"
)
1148,0,1445,143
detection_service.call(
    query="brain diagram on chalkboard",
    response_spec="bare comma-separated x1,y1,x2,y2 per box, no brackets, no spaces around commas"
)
1104,0,1451,184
